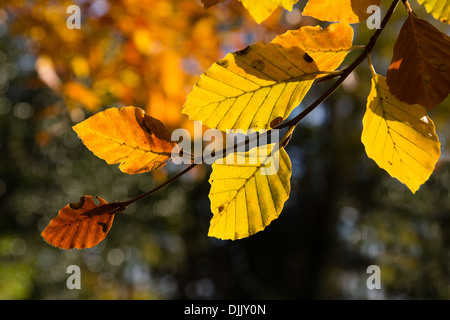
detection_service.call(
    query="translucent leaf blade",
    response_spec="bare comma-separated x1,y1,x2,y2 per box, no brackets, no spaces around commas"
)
362,74,441,193
386,13,450,110
73,106,176,174
417,0,450,24
303,0,381,23
208,144,292,240
41,196,124,249
272,22,354,72
238,0,298,24
183,23,353,132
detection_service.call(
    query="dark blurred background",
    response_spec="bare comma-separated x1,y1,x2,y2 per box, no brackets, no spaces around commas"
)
0,0,449,299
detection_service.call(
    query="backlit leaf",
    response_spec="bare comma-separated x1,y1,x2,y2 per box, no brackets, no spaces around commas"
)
41,196,125,249
386,12,450,110
417,0,450,24
303,0,381,23
361,74,441,193
271,23,354,72
73,106,176,174
183,23,353,132
238,0,299,24
208,144,291,240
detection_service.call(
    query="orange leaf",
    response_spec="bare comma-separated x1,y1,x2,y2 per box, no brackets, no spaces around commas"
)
386,13,450,110
303,0,381,23
41,196,125,249
73,106,176,174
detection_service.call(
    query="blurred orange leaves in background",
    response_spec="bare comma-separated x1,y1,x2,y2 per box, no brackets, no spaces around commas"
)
5,0,307,139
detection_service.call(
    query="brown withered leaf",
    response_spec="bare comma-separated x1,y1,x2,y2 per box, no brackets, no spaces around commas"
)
41,196,126,249
73,106,176,174
386,13,450,110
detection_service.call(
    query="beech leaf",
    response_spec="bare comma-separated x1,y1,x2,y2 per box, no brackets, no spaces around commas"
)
238,0,299,24
303,0,381,24
73,106,176,174
386,13,450,110
183,23,353,132
208,144,292,240
41,196,125,249
362,74,441,193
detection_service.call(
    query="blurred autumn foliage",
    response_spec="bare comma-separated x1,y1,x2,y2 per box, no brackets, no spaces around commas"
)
5,0,308,135
0,0,449,300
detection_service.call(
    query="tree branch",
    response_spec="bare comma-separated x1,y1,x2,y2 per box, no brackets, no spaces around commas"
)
115,0,401,209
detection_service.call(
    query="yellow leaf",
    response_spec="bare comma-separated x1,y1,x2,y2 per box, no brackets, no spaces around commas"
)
303,0,381,23
238,0,299,24
417,0,450,24
272,22,354,72
208,144,291,240
361,74,441,193
73,106,176,174
183,23,353,132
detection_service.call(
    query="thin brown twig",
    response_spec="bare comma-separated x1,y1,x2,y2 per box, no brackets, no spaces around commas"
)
120,163,198,207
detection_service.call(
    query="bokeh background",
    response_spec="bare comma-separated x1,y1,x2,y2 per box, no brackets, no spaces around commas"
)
0,0,449,299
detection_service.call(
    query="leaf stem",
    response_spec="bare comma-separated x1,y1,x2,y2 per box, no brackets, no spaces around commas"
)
367,54,377,77
402,0,412,13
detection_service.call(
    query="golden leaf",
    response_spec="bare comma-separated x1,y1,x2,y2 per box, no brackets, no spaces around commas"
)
183,23,353,132
238,0,299,24
362,74,441,193
303,0,381,23
208,144,291,240
73,106,176,174
271,22,354,72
